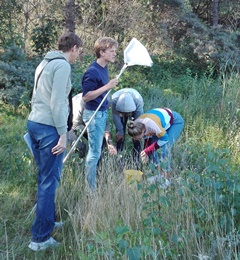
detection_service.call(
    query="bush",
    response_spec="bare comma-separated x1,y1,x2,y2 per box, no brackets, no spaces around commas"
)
0,45,39,108
31,18,59,57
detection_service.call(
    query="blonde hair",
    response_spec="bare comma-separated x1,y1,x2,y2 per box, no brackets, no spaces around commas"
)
94,37,118,58
127,121,145,137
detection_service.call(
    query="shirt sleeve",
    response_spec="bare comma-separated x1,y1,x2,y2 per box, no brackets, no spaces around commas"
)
51,61,71,135
82,68,98,96
105,118,111,132
133,99,144,119
157,133,169,147
112,102,124,136
144,141,160,155
131,91,144,118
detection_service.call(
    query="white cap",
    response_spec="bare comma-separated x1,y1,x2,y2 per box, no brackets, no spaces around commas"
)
116,92,136,112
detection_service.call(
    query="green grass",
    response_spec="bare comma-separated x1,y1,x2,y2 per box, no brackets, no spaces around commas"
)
1,70,240,259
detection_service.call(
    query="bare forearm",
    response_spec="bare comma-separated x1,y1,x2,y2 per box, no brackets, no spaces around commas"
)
82,85,109,102
104,131,112,143
104,132,117,155
83,78,118,102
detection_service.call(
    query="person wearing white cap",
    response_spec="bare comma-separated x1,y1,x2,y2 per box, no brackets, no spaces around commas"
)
111,88,144,162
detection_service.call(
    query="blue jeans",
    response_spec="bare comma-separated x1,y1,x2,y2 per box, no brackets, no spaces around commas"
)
83,109,107,191
27,120,65,242
148,111,184,172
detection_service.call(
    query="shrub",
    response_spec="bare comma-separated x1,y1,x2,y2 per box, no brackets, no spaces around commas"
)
31,18,59,57
0,45,39,109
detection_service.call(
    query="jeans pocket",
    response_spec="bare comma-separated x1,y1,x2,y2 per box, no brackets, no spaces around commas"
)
83,109,107,121
94,111,105,119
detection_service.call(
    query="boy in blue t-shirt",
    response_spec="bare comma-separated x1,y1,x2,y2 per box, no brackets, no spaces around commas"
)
82,37,118,191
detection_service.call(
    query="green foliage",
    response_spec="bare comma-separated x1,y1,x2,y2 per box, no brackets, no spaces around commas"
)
31,18,59,57
206,29,240,72
2,24,240,259
0,0,23,48
180,142,240,232
171,11,240,73
70,54,96,95
1,1,240,259
188,0,240,31
116,67,152,97
0,45,39,108
0,103,35,190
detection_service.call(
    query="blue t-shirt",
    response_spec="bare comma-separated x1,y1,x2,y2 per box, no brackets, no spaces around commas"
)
82,61,109,111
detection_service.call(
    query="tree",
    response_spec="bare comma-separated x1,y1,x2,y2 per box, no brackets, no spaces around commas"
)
31,18,59,57
0,0,23,48
212,0,219,27
189,0,240,30
65,0,75,32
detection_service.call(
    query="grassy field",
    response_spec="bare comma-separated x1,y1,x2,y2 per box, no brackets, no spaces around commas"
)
1,71,240,259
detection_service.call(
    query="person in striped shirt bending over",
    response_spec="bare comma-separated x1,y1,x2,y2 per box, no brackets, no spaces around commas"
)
127,108,184,188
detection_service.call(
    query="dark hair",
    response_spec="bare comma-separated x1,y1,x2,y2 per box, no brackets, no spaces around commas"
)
94,37,118,58
58,32,82,52
127,120,145,137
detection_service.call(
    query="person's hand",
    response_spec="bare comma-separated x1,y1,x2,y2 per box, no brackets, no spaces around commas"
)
140,150,149,164
68,129,77,142
107,143,117,155
52,133,67,155
107,78,118,90
116,134,124,142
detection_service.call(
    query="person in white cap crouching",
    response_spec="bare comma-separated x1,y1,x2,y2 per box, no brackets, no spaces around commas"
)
111,88,144,162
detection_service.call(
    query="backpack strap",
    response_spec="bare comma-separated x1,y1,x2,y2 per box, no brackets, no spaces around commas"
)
35,57,65,89
32,57,73,131
34,61,49,90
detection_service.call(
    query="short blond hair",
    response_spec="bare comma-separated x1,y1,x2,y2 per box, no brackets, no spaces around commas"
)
94,37,118,58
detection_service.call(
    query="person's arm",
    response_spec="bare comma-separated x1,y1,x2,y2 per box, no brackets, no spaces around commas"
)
82,78,118,102
143,132,169,156
51,61,71,135
144,138,152,149
104,130,117,155
52,133,67,155
143,141,160,156
112,103,124,140
132,99,144,119
104,131,113,146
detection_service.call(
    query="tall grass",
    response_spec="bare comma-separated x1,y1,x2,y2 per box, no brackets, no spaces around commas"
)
1,70,240,259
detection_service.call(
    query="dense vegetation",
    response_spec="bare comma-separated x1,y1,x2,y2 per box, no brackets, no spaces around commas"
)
1,0,240,259
0,0,240,108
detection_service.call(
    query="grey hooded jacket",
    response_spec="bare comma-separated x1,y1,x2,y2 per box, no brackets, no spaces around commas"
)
28,51,71,135
111,88,144,136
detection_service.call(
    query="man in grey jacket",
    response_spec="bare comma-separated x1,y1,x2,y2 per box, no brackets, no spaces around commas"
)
27,32,82,251
111,88,144,162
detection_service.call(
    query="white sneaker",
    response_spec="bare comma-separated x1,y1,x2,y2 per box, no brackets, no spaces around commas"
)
159,179,171,189
147,175,171,189
28,237,61,251
165,179,171,187
54,222,64,229
147,174,163,184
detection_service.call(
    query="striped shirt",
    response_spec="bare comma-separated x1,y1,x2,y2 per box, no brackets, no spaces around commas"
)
135,108,173,146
